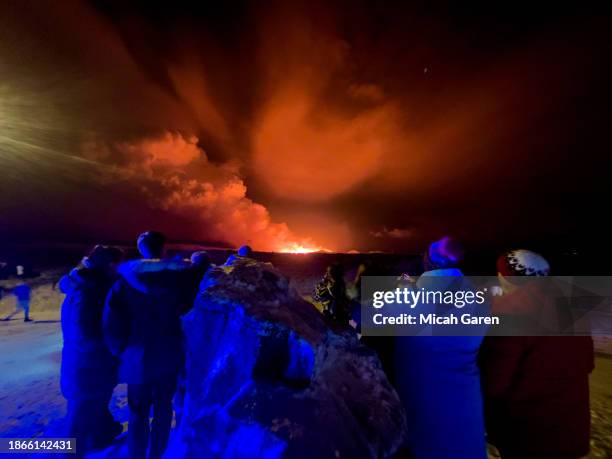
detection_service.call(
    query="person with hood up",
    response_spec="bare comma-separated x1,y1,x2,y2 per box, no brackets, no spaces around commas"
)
103,231,199,459
190,250,211,272
59,245,124,456
479,250,594,459
313,263,352,326
224,244,253,266
393,236,488,459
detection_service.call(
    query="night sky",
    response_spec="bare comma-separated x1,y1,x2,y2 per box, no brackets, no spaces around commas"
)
1,0,610,253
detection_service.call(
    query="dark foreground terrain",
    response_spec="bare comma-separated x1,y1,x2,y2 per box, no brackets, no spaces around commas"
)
1,250,611,458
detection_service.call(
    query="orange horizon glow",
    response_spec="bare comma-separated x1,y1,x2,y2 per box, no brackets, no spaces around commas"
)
278,243,323,254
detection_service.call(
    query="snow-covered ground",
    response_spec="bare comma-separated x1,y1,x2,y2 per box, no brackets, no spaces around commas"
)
1,273,611,458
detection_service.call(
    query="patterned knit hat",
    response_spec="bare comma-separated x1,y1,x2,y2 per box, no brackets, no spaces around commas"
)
497,249,550,277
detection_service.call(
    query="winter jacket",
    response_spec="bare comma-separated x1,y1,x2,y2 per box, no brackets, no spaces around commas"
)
60,267,118,400
479,283,594,459
394,268,487,459
313,274,351,323
103,259,201,385
12,284,31,301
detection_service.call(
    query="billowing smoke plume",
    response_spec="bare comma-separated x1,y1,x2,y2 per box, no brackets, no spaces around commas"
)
81,132,321,251
1,0,605,252
0,0,331,252
252,13,402,202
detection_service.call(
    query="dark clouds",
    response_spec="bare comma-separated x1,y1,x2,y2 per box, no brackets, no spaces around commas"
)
1,0,610,252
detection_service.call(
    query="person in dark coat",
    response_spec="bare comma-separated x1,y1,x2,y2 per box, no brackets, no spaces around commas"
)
224,244,253,266
313,263,352,325
190,250,211,272
479,250,594,459
59,245,124,456
353,260,399,384
2,282,33,322
394,237,488,459
103,231,199,459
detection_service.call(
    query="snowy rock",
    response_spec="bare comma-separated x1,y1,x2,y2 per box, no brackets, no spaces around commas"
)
179,258,407,459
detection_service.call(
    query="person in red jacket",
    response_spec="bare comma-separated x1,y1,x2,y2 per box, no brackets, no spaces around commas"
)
479,250,594,459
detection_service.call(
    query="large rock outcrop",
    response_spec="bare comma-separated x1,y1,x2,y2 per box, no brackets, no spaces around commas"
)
179,259,407,458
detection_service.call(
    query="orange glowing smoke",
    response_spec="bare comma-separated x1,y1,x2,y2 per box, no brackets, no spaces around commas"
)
82,132,325,253
253,14,400,203
254,91,399,202
1,0,555,254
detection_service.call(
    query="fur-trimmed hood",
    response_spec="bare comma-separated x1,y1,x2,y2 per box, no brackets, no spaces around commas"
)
118,258,194,294
59,267,113,295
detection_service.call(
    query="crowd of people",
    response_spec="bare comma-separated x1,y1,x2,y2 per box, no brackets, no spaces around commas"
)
58,232,207,459
42,231,594,459
314,237,594,459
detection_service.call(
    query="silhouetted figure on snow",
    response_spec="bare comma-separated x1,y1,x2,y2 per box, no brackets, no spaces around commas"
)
60,245,124,456
103,231,198,459
2,282,32,322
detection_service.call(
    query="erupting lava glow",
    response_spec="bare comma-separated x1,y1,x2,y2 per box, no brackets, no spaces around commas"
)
279,243,321,254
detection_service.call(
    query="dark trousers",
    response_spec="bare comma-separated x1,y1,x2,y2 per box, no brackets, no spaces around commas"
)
65,397,118,458
128,374,178,459
3,299,30,321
